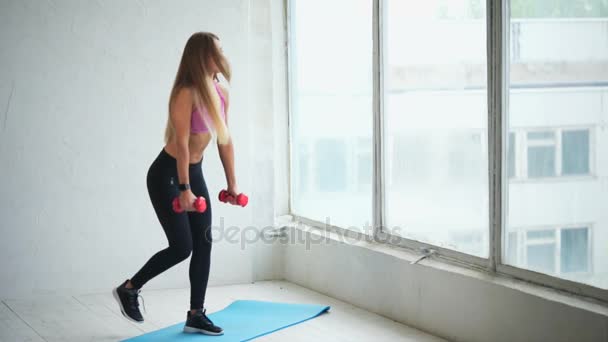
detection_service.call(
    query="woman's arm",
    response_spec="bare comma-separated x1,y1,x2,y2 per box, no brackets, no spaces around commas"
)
170,87,197,210
217,84,238,194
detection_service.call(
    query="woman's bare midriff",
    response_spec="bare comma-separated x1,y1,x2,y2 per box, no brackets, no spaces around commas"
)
164,132,213,164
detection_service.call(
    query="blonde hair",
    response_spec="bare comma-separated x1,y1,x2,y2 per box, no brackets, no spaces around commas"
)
164,32,231,145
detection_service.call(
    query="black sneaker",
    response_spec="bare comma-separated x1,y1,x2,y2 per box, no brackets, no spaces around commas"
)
112,279,145,324
183,308,224,335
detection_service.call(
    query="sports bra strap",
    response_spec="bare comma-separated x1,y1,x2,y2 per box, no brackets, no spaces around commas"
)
214,82,226,105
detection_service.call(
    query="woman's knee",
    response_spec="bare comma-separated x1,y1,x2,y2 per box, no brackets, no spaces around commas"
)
170,243,193,260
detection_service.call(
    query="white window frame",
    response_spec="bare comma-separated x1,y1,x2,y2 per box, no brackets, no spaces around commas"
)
285,0,608,303
312,138,348,193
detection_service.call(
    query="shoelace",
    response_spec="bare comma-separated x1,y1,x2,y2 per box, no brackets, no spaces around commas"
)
128,289,147,314
197,308,213,325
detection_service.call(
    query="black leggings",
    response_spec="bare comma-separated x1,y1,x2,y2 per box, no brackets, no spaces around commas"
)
130,147,213,310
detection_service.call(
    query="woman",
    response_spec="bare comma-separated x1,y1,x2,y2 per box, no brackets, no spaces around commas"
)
112,32,239,336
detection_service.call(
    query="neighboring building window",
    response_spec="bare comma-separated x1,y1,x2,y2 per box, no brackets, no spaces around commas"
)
562,130,590,176
509,226,591,275
560,227,590,273
525,229,557,273
526,131,557,178
508,128,592,179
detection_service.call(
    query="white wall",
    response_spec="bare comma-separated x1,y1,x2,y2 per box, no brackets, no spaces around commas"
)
0,0,285,298
248,0,289,281
513,19,608,62
284,225,608,342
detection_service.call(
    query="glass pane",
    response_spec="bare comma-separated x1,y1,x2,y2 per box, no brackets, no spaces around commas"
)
290,0,373,231
357,142,373,188
384,0,488,257
391,133,432,186
315,139,347,192
561,227,589,273
296,143,310,194
527,243,556,274
505,2,607,289
562,130,590,175
527,146,555,178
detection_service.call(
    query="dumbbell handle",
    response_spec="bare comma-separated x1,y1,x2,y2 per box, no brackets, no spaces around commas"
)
218,189,248,207
172,196,207,213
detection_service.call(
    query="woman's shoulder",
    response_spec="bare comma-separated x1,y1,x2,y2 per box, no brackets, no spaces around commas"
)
170,86,196,115
173,85,196,101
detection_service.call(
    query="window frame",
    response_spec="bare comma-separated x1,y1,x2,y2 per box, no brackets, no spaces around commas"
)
285,0,608,303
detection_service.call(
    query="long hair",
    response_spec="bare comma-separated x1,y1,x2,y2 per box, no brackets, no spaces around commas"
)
164,32,232,145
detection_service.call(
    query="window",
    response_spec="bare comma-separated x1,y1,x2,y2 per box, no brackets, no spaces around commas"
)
447,131,485,183
289,0,372,230
390,133,432,188
383,0,489,257
504,0,605,290
562,130,590,176
315,139,347,192
508,226,591,277
507,128,592,180
289,0,608,299
525,229,557,274
561,227,590,274
526,131,556,178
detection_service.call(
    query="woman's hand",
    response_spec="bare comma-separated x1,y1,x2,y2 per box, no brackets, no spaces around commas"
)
226,183,239,205
179,189,197,212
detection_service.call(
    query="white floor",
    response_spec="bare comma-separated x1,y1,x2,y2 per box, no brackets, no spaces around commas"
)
0,280,446,342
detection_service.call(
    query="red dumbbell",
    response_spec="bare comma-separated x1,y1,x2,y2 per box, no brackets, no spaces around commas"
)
218,189,248,207
172,196,207,213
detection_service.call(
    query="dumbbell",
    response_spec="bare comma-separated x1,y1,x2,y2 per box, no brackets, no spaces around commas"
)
218,189,248,207
172,196,207,213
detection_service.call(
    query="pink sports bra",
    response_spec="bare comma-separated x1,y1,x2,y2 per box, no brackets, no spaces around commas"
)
191,82,226,134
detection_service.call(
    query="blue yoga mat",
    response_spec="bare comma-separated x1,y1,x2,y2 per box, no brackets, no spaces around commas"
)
121,300,331,341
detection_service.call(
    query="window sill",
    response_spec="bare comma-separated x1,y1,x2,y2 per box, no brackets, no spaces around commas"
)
276,214,608,317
